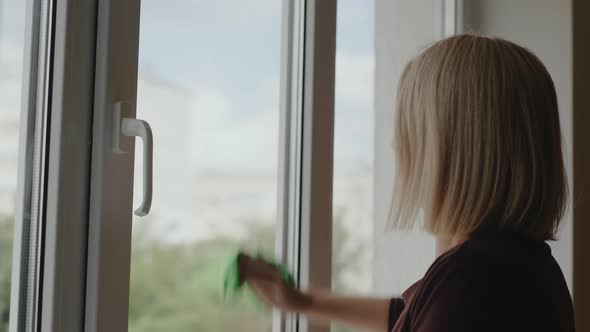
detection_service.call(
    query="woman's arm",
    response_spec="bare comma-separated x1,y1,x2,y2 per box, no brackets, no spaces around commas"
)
304,291,393,331
243,257,394,331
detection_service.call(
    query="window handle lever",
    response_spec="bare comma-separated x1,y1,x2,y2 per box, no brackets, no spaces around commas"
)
113,101,153,217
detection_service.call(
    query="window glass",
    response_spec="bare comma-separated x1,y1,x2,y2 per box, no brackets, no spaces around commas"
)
332,0,375,330
129,1,281,331
0,0,27,330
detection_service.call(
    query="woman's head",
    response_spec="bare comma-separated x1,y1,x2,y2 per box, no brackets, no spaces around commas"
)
390,34,567,241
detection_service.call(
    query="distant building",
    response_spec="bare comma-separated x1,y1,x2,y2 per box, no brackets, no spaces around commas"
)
0,60,22,216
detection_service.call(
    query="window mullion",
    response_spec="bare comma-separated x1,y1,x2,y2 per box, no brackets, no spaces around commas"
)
277,0,337,332
298,1,337,332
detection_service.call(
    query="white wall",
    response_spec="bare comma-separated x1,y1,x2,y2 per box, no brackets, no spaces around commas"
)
462,0,573,291
373,0,573,294
373,0,443,296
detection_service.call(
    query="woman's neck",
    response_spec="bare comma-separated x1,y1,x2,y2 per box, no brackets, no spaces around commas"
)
435,234,468,257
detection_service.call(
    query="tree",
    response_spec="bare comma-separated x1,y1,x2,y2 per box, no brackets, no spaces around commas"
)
128,220,275,332
0,215,14,332
128,214,370,332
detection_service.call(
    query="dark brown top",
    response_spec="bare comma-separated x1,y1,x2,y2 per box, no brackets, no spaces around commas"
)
388,230,575,332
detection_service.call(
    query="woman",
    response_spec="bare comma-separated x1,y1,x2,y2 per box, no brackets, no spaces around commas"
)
244,34,575,332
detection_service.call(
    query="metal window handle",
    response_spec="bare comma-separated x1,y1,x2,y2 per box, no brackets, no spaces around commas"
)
113,101,153,217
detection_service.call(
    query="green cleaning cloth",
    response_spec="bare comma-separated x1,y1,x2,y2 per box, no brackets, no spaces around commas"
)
222,251,295,307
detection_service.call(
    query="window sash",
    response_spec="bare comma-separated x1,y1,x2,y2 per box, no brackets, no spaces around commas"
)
84,0,141,330
443,0,464,36
10,0,56,330
37,0,98,331
11,0,100,331
277,1,337,332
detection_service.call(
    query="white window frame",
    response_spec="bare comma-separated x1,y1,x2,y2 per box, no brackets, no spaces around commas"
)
84,0,141,330
443,0,464,37
39,0,98,331
10,0,99,331
277,1,337,332
9,0,54,329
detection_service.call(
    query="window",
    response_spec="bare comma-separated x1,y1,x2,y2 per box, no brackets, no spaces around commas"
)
127,1,282,331
2,0,63,330
332,0,375,296
0,0,27,329
331,0,375,330
8,0,98,329
83,0,345,331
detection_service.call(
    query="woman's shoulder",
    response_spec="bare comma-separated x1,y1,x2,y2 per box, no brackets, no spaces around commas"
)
428,228,555,277
405,230,573,331
419,229,562,300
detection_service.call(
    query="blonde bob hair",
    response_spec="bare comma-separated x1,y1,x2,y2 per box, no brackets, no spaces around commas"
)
390,34,567,241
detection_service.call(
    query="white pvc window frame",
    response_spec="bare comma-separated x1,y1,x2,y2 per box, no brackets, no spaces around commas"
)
9,0,55,329
38,0,98,330
443,0,464,37
10,0,98,331
84,0,141,330
277,1,337,332
79,1,338,332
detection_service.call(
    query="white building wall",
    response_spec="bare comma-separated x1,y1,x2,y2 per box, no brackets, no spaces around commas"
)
0,54,23,216
462,0,574,292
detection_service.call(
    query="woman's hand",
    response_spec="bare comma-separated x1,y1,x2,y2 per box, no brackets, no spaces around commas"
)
241,256,312,313
241,254,391,332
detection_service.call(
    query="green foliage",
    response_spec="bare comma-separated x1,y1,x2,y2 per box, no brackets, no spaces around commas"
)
0,215,14,332
128,221,275,332
332,208,368,294
331,208,369,332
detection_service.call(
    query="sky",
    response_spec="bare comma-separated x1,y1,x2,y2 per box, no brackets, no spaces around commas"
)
137,0,375,175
